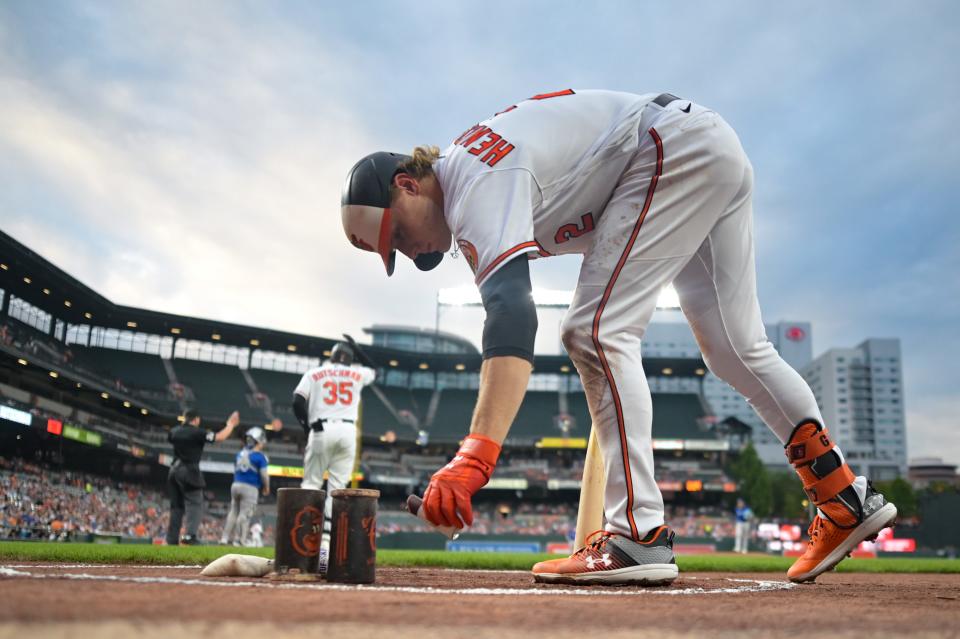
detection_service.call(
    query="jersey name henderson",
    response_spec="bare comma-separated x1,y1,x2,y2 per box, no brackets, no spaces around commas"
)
435,89,658,286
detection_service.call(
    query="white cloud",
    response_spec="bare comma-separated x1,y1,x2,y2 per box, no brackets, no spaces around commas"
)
0,3,423,338
906,397,960,465
1,1,958,466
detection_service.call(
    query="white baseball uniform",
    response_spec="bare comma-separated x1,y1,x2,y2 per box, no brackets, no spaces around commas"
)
295,361,376,548
435,89,866,539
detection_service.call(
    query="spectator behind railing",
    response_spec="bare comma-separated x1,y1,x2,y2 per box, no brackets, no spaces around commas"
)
0,455,233,543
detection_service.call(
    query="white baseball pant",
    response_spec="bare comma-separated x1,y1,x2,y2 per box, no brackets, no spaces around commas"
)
561,99,864,539
301,419,357,550
221,481,259,545
735,520,751,553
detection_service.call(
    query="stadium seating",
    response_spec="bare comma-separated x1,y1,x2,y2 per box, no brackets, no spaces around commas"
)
423,389,709,443
172,359,249,418
247,368,301,412
566,391,710,439
411,388,435,425
651,393,710,439
424,389,574,442
359,386,402,436
566,391,593,437
512,391,563,440
360,386,431,437
426,388,472,439
71,346,170,391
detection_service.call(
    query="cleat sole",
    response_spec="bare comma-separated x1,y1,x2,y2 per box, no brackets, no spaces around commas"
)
789,503,897,583
533,563,678,587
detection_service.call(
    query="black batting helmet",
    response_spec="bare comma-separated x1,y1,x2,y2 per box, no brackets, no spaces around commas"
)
341,151,444,276
330,342,354,365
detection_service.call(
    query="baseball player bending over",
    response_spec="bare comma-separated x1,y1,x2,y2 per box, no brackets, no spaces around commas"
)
340,90,897,585
220,427,270,546
292,342,375,570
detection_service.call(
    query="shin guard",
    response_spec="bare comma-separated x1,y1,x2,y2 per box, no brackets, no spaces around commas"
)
785,420,861,528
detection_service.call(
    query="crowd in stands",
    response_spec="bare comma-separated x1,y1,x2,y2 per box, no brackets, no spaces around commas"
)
363,446,732,488
377,498,740,540
669,505,736,539
0,456,244,543
2,455,166,540
3,450,747,547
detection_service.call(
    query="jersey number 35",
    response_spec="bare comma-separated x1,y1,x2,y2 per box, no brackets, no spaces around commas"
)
322,381,354,405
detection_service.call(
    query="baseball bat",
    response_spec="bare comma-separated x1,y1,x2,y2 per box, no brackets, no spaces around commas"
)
342,333,378,368
574,425,605,550
405,494,460,540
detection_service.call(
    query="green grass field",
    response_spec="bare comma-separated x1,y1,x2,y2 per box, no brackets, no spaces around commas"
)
1,541,957,574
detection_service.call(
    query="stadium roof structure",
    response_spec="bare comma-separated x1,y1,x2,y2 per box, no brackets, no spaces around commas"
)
0,230,706,375
364,324,480,355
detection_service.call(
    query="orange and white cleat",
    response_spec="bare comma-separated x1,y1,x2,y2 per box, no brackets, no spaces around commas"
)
784,420,898,583
532,526,678,586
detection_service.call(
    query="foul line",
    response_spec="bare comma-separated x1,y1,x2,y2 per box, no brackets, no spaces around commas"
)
0,566,794,597
3,564,202,569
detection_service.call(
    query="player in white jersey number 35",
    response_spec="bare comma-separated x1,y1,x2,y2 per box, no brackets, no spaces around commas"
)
292,342,375,569
340,90,897,585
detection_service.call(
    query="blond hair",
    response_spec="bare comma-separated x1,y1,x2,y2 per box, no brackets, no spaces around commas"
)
390,146,440,201
399,145,440,177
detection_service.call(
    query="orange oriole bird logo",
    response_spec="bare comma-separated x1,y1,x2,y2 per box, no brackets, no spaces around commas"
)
290,505,323,557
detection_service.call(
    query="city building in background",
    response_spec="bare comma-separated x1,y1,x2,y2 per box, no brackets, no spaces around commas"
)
908,457,959,489
800,339,907,480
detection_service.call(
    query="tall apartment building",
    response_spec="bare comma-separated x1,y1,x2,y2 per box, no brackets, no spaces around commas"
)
800,339,906,480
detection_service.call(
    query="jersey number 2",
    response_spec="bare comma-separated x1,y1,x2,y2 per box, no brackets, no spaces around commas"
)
554,213,595,244
322,381,354,405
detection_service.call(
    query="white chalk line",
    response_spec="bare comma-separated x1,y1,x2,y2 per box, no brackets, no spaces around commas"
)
7,565,532,575
5,565,535,578
415,567,531,576
0,565,794,597
3,563,201,569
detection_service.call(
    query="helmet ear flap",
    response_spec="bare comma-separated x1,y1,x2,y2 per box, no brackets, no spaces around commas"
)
414,251,444,271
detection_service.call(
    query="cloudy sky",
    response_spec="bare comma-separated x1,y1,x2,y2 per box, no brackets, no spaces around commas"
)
1,1,957,464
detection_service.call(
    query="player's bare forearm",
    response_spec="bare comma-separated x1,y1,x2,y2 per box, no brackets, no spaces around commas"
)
468,355,531,444
421,355,528,528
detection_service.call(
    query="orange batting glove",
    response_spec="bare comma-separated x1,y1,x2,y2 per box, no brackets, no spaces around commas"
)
421,434,501,529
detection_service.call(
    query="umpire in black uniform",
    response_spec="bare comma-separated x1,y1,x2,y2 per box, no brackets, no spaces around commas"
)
166,409,240,545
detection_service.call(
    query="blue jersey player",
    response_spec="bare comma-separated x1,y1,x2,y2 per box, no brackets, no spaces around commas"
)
220,427,270,546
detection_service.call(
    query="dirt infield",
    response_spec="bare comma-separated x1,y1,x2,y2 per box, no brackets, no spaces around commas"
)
1,563,958,639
